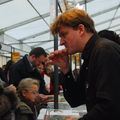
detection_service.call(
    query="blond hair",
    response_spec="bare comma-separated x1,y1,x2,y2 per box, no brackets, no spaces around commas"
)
17,78,39,94
50,8,95,35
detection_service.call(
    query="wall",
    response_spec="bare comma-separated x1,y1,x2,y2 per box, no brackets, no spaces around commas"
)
0,56,9,68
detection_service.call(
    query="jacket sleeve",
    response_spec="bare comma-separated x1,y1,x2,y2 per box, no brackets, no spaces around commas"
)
9,66,22,87
33,69,49,95
63,70,86,107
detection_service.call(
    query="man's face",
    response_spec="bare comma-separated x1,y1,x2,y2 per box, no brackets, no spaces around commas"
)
23,84,39,103
33,55,47,67
59,25,83,54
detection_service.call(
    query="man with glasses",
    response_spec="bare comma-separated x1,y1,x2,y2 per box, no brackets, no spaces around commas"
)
16,78,40,120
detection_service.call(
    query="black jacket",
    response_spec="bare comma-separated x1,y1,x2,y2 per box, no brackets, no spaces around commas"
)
9,55,49,94
63,33,120,120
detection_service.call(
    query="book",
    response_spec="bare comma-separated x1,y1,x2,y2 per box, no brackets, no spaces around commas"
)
44,109,80,120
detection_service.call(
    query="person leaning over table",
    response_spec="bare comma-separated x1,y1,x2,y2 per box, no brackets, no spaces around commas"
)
47,8,120,120
9,47,49,95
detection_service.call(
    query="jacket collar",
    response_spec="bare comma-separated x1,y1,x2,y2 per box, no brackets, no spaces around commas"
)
23,55,35,72
82,33,99,60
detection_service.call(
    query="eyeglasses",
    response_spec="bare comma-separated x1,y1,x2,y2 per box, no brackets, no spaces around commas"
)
31,91,39,94
26,90,39,95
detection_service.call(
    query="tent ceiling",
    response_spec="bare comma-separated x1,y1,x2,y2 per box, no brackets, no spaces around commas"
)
0,0,120,56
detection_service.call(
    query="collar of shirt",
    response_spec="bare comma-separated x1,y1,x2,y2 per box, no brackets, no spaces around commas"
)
26,55,36,70
81,33,99,61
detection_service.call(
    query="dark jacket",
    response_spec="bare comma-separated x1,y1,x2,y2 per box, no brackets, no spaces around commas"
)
63,33,120,120
0,86,18,120
0,67,7,83
9,55,49,94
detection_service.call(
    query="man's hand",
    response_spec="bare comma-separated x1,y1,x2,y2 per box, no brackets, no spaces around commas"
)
47,49,69,74
5,84,16,93
35,94,49,104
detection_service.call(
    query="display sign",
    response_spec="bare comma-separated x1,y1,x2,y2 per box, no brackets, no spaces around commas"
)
11,52,20,62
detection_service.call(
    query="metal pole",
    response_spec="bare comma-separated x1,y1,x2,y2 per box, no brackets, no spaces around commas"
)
54,0,59,109
85,0,87,11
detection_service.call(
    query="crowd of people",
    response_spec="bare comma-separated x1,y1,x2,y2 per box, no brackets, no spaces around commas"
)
0,7,120,120
0,46,64,120
0,48,50,120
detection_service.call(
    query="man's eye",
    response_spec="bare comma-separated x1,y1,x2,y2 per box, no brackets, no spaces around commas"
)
62,33,67,38
60,32,67,37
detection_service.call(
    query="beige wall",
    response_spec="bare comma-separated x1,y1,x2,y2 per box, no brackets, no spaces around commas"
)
0,56,9,68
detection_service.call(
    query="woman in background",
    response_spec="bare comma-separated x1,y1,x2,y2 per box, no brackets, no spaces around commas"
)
15,78,40,120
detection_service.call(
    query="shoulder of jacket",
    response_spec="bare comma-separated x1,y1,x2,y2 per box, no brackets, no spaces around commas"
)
16,102,33,114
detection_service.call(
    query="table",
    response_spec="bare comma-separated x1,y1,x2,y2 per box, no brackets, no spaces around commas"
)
37,94,87,120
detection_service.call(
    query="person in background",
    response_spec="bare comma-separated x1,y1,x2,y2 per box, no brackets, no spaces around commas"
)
0,67,6,83
9,47,49,95
0,84,18,120
0,43,17,120
0,60,14,85
98,29,120,45
15,78,40,120
48,67,63,95
40,63,63,95
4,60,14,84
48,8,120,120
2,65,6,71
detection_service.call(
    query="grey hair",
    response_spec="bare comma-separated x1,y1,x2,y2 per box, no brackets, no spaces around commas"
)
17,78,39,94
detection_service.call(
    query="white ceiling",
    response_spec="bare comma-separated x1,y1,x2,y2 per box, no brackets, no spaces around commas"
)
0,0,120,57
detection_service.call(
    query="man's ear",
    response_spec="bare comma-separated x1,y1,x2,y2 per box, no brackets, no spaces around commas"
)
31,54,36,60
78,24,85,35
22,90,27,97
